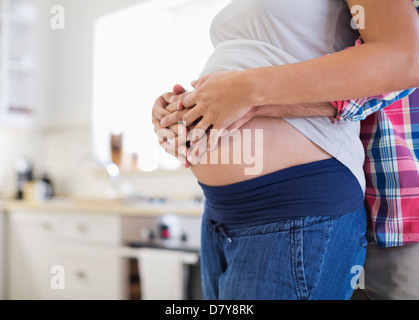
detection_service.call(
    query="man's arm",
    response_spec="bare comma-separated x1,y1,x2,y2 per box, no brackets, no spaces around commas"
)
331,87,417,122
251,83,417,123
252,102,337,119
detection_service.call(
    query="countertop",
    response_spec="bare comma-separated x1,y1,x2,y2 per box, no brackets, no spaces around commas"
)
0,196,204,217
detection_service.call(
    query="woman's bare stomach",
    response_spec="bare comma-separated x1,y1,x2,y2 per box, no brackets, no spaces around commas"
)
190,117,332,186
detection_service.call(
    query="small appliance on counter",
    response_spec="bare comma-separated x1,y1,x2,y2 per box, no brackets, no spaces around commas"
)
14,157,33,200
14,157,54,202
40,173,54,199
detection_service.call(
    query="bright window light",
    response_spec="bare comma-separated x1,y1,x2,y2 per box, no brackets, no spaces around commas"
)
92,0,230,172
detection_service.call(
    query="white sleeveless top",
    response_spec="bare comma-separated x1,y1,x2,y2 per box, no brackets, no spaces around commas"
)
200,0,366,192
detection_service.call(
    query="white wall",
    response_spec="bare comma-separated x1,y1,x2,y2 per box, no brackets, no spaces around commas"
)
47,0,150,127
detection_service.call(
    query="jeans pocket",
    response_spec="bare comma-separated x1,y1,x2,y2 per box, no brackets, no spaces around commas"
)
290,216,332,300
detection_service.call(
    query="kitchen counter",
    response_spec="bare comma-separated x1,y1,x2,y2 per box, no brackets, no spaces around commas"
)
1,196,204,217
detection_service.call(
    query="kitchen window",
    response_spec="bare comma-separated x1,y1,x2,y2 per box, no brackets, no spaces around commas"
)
92,0,230,172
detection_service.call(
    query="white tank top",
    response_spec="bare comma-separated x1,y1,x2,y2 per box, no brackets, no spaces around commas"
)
200,0,366,192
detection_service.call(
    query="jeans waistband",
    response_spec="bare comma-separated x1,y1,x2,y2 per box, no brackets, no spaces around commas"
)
200,159,365,228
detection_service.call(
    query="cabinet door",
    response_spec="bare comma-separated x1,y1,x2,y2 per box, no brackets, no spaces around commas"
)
7,211,56,299
53,212,121,245
0,211,6,300
7,210,125,300
0,0,38,128
48,243,125,300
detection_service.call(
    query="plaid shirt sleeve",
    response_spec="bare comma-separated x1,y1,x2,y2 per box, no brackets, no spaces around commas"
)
330,88,417,123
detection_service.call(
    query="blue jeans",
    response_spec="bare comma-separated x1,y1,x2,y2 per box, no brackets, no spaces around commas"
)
200,208,368,300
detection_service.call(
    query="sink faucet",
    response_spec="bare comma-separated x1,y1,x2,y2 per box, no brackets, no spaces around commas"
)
77,153,122,199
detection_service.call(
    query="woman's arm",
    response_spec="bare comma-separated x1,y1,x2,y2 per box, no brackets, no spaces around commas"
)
177,0,419,148
248,0,419,105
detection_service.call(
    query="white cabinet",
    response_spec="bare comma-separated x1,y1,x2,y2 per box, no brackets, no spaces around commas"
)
7,211,53,299
0,0,37,127
7,210,125,300
0,210,5,300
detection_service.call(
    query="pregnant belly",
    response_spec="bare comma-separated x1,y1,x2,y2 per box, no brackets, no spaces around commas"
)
190,117,332,186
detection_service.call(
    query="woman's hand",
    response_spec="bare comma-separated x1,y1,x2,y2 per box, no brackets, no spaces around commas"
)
152,84,190,167
178,70,254,151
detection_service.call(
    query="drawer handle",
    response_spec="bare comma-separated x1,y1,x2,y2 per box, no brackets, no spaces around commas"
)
77,223,88,234
75,270,87,280
41,222,52,231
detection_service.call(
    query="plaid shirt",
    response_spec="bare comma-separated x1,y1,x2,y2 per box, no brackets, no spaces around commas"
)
330,1,419,247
